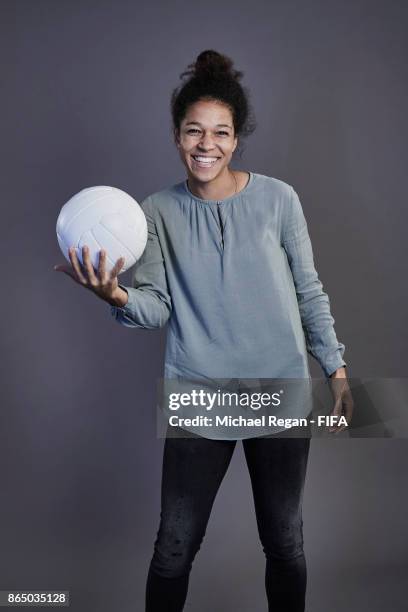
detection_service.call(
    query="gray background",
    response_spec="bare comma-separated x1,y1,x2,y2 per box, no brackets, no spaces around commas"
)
1,0,407,610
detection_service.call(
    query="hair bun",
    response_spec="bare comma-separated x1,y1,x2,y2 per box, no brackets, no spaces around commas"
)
179,49,243,82
194,49,233,78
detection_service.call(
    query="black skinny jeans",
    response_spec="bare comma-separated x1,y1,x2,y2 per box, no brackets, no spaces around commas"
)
146,426,311,612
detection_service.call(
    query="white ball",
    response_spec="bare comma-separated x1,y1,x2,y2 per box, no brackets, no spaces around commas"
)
56,186,148,275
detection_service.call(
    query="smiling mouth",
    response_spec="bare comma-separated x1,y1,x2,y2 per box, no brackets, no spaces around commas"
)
191,155,221,168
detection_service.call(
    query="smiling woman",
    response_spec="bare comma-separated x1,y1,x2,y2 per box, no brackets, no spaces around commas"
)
106,49,350,612
171,49,256,201
177,100,238,187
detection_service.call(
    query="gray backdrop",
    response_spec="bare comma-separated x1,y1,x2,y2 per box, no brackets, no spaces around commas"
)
1,0,407,610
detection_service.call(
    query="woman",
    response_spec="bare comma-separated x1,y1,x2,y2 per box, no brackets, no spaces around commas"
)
55,50,352,611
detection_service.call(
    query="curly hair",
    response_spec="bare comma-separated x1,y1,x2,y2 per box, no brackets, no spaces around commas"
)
170,49,256,159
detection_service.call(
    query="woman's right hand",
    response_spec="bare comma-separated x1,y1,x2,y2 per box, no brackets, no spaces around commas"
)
54,245,128,307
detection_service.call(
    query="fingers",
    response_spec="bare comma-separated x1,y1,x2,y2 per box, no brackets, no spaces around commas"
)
344,391,354,424
80,245,99,287
54,263,81,284
109,255,126,280
57,247,125,294
328,389,354,434
93,250,125,282
68,247,88,285
97,249,108,283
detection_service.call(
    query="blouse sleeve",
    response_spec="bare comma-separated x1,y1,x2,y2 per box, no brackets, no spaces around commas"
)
281,186,347,378
110,198,172,329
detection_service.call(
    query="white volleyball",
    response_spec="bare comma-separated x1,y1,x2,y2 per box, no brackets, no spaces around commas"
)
56,186,147,275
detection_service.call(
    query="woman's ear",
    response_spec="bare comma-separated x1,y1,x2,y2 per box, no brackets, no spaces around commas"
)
174,129,180,147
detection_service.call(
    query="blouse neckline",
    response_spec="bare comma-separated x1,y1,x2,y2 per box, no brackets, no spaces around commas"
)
182,171,255,205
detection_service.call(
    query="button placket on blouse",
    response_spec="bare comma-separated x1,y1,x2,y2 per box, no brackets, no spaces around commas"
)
216,202,225,251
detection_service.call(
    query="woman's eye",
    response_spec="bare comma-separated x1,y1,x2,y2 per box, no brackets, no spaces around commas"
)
186,129,229,136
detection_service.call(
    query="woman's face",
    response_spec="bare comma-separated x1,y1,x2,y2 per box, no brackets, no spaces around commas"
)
175,99,238,183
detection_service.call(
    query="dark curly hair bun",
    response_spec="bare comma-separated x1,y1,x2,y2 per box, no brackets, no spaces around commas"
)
190,49,241,81
171,49,256,157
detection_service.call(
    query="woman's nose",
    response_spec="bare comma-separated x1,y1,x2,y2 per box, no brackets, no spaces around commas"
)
198,134,215,149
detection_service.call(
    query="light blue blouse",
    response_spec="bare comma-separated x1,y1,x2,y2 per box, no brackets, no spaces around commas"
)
110,172,346,436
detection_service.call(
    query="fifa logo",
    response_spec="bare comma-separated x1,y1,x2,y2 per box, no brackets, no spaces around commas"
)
317,416,348,427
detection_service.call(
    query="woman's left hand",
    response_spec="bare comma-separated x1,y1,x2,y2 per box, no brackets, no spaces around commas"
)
328,367,354,434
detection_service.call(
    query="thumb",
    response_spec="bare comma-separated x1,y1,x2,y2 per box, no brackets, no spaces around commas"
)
54,264,70,272
53,264,78,282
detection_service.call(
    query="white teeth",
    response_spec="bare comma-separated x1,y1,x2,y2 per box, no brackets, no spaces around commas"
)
193,156,219,163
